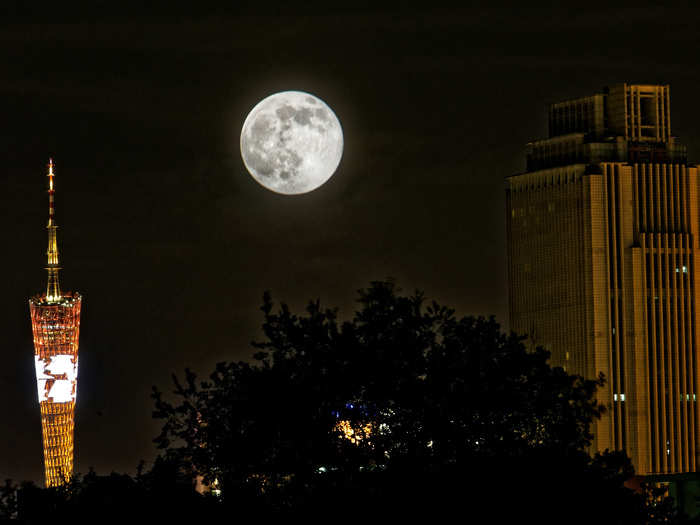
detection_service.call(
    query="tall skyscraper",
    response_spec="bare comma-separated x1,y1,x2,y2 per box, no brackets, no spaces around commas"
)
506,84,699,476
29,159,82,487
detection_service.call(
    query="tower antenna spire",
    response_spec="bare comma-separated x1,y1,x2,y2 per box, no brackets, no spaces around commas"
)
46,158,61,302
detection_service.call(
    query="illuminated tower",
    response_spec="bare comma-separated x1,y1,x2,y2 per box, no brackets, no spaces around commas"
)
29,159,82,487
507,84,699,477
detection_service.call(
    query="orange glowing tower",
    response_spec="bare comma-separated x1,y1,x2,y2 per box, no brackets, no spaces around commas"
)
29,159,82,487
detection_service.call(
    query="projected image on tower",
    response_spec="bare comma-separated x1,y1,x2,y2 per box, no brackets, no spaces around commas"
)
35,354,78,403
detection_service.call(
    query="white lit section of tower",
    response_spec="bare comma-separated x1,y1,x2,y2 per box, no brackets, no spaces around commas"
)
28,159,82,487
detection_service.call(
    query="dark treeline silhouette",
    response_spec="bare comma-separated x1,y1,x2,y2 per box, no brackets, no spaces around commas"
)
1,281,695,523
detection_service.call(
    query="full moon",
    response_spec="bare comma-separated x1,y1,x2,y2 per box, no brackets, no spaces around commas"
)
240,91,344,195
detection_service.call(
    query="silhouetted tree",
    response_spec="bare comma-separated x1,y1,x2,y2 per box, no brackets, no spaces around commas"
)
0,479,18,522
1,460,224,524
152,280,686,522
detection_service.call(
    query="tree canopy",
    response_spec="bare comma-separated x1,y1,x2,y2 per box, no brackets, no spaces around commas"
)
0,281,687,522
150,280,681,522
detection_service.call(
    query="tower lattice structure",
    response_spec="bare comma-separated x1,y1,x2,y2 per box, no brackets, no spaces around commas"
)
29,159,82,487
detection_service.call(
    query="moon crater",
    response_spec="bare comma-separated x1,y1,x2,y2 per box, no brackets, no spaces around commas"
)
240,91,343,194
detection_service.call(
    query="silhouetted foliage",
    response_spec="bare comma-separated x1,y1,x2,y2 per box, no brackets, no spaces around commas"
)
0,458,224,524
150,280,688,522
1,281,691,522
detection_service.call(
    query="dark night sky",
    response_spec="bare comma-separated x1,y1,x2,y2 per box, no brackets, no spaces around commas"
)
2,5,700,483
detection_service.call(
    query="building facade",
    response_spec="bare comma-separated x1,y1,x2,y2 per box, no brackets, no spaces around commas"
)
29,159,82,487
506,84,699,475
